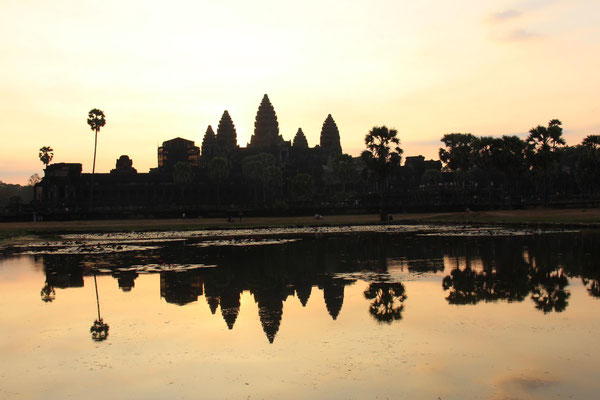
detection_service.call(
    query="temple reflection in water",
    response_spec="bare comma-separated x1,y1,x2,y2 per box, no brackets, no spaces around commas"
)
32,230,600,343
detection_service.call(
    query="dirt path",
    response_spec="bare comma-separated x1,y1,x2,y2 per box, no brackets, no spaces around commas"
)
1,208,599,237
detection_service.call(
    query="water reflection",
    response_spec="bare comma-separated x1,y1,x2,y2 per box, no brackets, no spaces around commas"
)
440,236,576,313
364,281,407,323
90,274,109,342
19,230,600,343
40,280,55,302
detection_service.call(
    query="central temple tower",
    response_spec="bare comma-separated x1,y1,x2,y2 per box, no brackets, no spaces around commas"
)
249,94,280,149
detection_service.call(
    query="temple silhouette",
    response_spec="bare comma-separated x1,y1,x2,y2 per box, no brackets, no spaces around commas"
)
33,94,366,217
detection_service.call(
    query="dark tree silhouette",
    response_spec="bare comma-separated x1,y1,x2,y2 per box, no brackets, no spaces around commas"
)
87,109,106,208
361,126,403,220
527,119,565,204
29,173,41,186
332,154,359,194
576,135,600,195
439,133,478,172
87,109,106,175
39,146,54,167
208,156,229,206
242,153,275,206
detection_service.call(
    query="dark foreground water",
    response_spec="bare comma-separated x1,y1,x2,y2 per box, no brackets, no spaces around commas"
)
1,225,600,399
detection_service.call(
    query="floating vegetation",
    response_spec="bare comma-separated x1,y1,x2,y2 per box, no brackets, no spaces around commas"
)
19,243,160,255
60,224,426,242
5,224,578,255
106,264,216,273
415,227,576,237
193,238,299,247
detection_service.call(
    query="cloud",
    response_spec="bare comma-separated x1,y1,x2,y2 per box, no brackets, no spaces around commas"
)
489,9,522,22
503,28,543,41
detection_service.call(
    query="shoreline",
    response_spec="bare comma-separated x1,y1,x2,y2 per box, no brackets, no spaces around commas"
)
1,208,599,243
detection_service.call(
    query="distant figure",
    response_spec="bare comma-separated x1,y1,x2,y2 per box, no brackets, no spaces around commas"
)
238,210,243,222
182,212,186,219
465,207,472,214
388,214,393,221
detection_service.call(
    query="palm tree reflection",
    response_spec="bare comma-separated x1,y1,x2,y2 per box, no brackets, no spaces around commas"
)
40,281,56,303
529,268,570,313
363,281,407,324
90,274,109,342
582,278,600,298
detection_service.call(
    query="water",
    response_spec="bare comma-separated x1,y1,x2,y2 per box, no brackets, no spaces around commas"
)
1,226,600,399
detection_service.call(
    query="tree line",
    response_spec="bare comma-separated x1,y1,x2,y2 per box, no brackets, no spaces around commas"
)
31,113,600,216
435,119,600,205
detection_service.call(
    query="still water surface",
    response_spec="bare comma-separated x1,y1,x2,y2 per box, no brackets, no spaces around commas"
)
1,225,600,399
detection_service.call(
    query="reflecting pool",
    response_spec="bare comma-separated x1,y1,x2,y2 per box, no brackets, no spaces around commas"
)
1,225,600,399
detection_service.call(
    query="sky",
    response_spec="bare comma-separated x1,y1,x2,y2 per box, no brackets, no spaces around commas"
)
1,0,599,184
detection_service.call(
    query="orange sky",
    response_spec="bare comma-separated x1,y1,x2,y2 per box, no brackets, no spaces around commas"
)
1,0,599,184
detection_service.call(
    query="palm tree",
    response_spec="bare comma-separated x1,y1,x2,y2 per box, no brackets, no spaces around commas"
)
38,146,54,167
361,126,403,220
87,109,106,209
87,109,106,174
527,119,565,204
577,135,600,194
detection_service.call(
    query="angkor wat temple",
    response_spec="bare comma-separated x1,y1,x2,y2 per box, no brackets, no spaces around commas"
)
34,95,349,216
34,94,441,218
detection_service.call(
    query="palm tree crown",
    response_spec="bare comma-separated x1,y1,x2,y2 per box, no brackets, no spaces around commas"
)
87,109,106,133
39,146,54,166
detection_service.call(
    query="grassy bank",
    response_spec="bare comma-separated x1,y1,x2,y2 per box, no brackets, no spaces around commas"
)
1,208,599,243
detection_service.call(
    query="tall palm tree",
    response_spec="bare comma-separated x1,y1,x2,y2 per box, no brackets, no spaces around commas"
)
361,126,403,220
87,109,106,208
87,109,106,174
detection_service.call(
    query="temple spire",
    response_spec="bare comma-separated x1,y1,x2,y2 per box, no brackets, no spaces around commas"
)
201,125,216,158
293,128,309,149
320,114,342,157
216,110,238,154
249,94,279,149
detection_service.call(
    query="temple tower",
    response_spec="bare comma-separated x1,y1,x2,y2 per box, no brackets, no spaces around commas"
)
216,110,238,154
292,128,309,149
320,114,342,157
220,289,241,330
249,94,279,149
201,125,216,158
